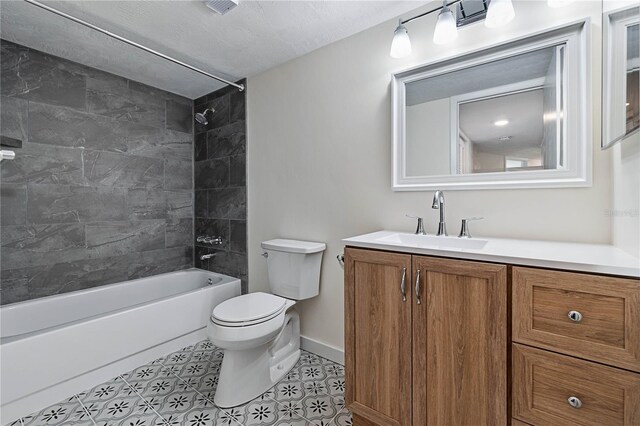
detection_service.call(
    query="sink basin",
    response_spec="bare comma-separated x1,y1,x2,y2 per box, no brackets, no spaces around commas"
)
376,233,488,251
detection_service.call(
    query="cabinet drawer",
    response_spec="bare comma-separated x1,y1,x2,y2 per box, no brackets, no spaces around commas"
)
512,267,640,372
513,344,640,426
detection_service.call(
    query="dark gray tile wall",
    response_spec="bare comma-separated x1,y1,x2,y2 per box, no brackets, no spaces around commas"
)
193,82,247,293
0,40,194,305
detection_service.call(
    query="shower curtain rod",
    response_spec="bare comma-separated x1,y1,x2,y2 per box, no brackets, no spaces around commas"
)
23,0,245,92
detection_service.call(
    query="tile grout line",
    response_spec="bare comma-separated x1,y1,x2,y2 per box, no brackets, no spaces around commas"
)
326,406,350,426
118,374,169,424
73,394,98,426
322,379,348,425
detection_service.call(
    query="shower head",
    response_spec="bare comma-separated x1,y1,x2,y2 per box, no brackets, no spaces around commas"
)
195,108,215,125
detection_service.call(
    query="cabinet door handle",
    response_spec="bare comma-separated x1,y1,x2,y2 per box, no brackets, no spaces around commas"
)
415,269,422,305
400,267,407,302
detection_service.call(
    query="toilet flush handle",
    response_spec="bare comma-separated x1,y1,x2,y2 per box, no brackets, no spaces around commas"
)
262,252,268,258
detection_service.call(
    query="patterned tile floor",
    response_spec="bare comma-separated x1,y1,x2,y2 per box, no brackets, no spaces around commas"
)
9,341,352,426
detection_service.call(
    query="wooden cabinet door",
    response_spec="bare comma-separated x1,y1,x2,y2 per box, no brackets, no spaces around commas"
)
412,256,508,426
345,248,413,426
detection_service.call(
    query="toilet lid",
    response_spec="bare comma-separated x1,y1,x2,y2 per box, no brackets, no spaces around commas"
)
212,292,287,324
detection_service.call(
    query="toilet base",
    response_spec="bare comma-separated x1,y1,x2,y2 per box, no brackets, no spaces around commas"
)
213,310,300,408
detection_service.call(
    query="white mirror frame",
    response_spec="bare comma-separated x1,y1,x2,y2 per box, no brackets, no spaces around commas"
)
602,5,639,149
392,20,591,191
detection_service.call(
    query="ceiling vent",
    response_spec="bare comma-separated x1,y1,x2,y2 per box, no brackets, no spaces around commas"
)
205,0,238,15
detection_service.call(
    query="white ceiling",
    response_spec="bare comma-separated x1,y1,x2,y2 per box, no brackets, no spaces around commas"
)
0,0,424,98
460,89,544,158
406,47,554,106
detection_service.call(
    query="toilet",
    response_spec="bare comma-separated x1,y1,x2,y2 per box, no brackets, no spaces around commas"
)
206,238,326,408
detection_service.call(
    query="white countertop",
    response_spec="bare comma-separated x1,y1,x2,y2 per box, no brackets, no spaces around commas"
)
343,231,640,278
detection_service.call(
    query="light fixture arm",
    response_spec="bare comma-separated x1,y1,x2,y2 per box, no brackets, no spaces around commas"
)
400,0,463,26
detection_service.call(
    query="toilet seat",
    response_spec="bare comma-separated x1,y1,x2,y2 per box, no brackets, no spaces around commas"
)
211,292,287,327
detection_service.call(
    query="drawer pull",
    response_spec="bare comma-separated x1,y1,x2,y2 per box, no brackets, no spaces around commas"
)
400,267,407,302
567,396,582,409
568,310,583,322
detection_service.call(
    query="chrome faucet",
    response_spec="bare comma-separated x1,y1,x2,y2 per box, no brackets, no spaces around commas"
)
406,215,427,235
197,235,224,245
432,190,447,236
458,217,483,238
200,253,216,261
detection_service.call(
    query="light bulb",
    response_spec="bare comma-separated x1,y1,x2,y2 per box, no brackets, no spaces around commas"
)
390,20,412,58
547,0,575,7
485,0,515,28
433,5,458,45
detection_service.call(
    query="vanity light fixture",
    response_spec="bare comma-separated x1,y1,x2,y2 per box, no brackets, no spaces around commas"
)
390,0,510,58
390,0,577,58
390,19,412,58
494,119,509,126
433,0,458,45
485,0,515,28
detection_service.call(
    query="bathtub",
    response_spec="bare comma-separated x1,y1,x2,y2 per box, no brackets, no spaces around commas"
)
0,268,240,424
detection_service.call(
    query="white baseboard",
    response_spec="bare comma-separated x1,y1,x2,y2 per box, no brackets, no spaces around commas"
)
300,335,344,365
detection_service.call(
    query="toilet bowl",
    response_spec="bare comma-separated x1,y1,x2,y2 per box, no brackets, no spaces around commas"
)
207,292,300,408
207,239,325,408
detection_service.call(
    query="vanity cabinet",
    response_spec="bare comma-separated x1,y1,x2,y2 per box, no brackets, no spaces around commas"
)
344,248,507,426
344,246,640,426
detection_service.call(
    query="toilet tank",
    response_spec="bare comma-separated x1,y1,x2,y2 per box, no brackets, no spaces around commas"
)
261,239,326,300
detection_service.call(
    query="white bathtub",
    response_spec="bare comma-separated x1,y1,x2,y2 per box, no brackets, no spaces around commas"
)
0,268,240,424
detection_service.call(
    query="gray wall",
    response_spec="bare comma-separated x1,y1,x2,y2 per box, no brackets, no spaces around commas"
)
193,82,247,293
0,40,194,305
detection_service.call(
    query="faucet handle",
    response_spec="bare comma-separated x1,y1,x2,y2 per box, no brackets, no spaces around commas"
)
458,217,483,238
406,215,427,235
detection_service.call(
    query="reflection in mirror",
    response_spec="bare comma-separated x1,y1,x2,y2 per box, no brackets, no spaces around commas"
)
603,5,639,148
627,24,639,134
405,46,565,177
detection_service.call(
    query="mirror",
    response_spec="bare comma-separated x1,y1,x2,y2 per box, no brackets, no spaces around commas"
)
392,22,589,191
602,5,639,149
